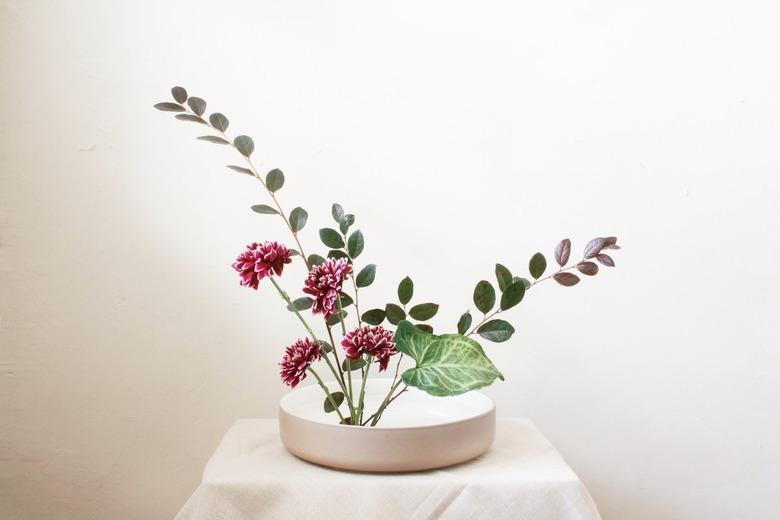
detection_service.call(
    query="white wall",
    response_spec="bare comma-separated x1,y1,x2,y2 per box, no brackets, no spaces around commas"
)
2,1,779,518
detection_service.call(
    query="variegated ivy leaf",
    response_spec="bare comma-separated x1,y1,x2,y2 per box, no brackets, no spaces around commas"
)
394,320,504,397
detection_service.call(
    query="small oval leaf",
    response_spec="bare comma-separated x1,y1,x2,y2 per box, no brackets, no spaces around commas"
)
324,391,345,413
337,293,354,308
385,303,406,325
355,264,376,288
529,252,547,279
251,204,278,215
596,254,615,267
307,254,326,267
326,309,348,326
362,308,386,325
289,207,308,232
265,169,285,191
415,324,434,333
234,135,255,157
331,203,344,223
473,280,496,314
553,272,581,286
342,358,366,371
339,214,355,234
577,261,599,276
495,264,513,292
513,276,531,289
197,135,230,144
187,97,207,116
175,114,206,124
500,281,526,310
408,303,439,321
457,311,472,335
154,102,184,112
347,230,364,258
319,228,344,249
171,86,188,104
209,112,229,132
477,319,515,343
286,297,313,311
554,239,571,266
227,165,253,176
397,276,414,305
584,237,607,259
328,249,349,260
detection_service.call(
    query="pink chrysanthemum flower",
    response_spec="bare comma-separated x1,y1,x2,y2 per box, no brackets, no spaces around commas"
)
303,258,353,318
231,241,292,289
279,338,322,388
341,325,398,372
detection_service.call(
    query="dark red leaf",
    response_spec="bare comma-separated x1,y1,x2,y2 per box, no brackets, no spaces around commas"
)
596,254,615,267
576,261,599,276
553,272,581,286
583,237,607,259
554,239,571,266
603,236,620,250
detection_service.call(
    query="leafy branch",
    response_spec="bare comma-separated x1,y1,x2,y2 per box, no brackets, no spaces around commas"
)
154,86,311,268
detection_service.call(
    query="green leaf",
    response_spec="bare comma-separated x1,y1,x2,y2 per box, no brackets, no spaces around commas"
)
197,135,230,144
342,358,366,371
176,113,206,124
355,264,376,287
171,86,187,104
154,102,184,112
307,254,326,267
328,250,349,260
513,276,531,289
408,303,439,321
416,324,434,333
251,204,278,215
266,169,284,191
473,280,496,314
477,319,515,343
227,165,253,176
287,297,313,311
187,97,206,116
500,281,526,310
362,308,386,325
394,321,504,397
289,207,308,232
347,230,364,258
324,391,345,413
331,203,344,224
495,264,513,292
397,276,413,305
337,293,353,308
234,135,254,157
385,303,406,325
326,310,348,326
209,112,229,132
457,311,472,335
339,214,355,234
319,228,344,249
529,252,547,279
319,340,333,353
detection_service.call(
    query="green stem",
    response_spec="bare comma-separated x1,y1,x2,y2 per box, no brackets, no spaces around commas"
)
357,356,373,422
269,277,357,422
336,296,354,407
308,368,344,422
370,381,407,426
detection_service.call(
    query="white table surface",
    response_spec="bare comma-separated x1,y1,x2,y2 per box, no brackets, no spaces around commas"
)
175,418,601,520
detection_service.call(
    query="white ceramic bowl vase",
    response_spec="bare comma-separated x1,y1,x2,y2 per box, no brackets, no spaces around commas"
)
279,378,496,472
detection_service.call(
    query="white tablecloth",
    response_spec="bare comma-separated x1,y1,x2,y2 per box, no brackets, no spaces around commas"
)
175,418,601,520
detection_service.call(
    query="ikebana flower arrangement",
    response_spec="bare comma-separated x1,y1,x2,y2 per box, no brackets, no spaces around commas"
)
154,86,621,428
